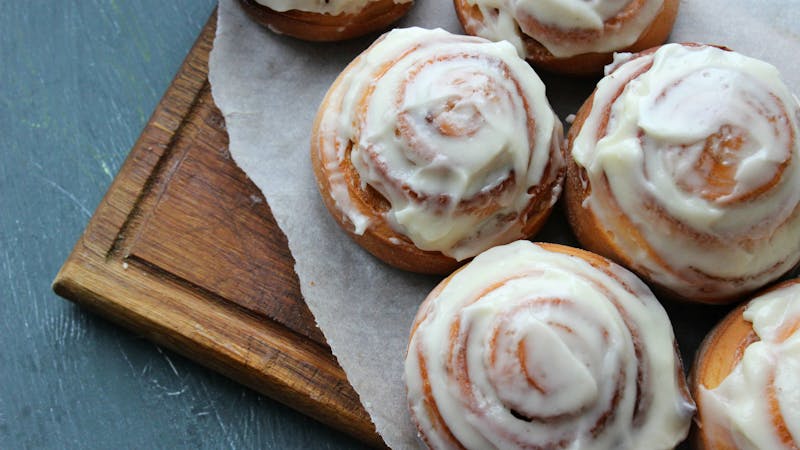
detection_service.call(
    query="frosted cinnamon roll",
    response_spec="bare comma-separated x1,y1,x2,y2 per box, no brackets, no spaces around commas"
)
238,0,413,41
405,241,695,449
692,279,800,449
453,0,679,75
311,28,564,274
565,43,800,303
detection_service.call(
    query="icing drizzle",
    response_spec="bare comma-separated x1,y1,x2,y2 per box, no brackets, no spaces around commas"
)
405,241,695,449
571,43,800,301
315,28,563,260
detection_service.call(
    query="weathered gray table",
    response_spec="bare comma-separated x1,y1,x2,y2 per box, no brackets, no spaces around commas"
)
1,1,367,448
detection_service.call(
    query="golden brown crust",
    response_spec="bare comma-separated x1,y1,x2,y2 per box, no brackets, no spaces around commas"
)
238,0,413,42
563,43,799,304
310,35,564,275
690,278,800,450
309,53,461,274
311,132,456,273
689,302,753,450
453,0,679,76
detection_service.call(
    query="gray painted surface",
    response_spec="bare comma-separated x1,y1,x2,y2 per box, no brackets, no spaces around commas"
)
1,1,367,448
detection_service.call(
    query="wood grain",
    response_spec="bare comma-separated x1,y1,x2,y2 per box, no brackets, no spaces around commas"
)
52,11,382,448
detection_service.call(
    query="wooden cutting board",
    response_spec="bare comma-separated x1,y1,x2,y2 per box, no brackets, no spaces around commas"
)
52,11,383,448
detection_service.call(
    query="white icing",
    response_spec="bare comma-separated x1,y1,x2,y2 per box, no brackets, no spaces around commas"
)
463,0,663,58
405,241,695,449
700,282,800,449
255,0,410,15
571,43,800,300
315,28,563,260
522,0,630,29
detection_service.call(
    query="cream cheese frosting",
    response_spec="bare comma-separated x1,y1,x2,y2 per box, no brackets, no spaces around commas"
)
315,27,563,260
462,0,663,57
699,282,800,449
405,241,695,449
570,43,800,301
255,0,411,15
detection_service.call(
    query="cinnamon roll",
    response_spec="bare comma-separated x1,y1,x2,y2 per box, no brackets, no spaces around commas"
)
453,0,679,75
405,241,695,449
237,0,413,42
311,28,564,274
565,43,800,303
691,279,800,449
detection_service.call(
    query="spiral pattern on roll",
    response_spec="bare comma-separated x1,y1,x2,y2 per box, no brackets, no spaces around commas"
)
314,27,563,261
405,241,694,449
568,43,800,302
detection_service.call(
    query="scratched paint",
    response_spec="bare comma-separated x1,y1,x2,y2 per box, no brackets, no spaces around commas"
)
0,1,367,448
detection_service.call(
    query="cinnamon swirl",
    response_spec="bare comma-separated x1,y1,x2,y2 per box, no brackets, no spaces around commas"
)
565,43,800,303
238,0,413,42
405,241,695,449
692,279,800,449
453,0,679,75
311,28,564,274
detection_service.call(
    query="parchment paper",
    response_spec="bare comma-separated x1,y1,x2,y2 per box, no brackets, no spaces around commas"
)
208,1,799,448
